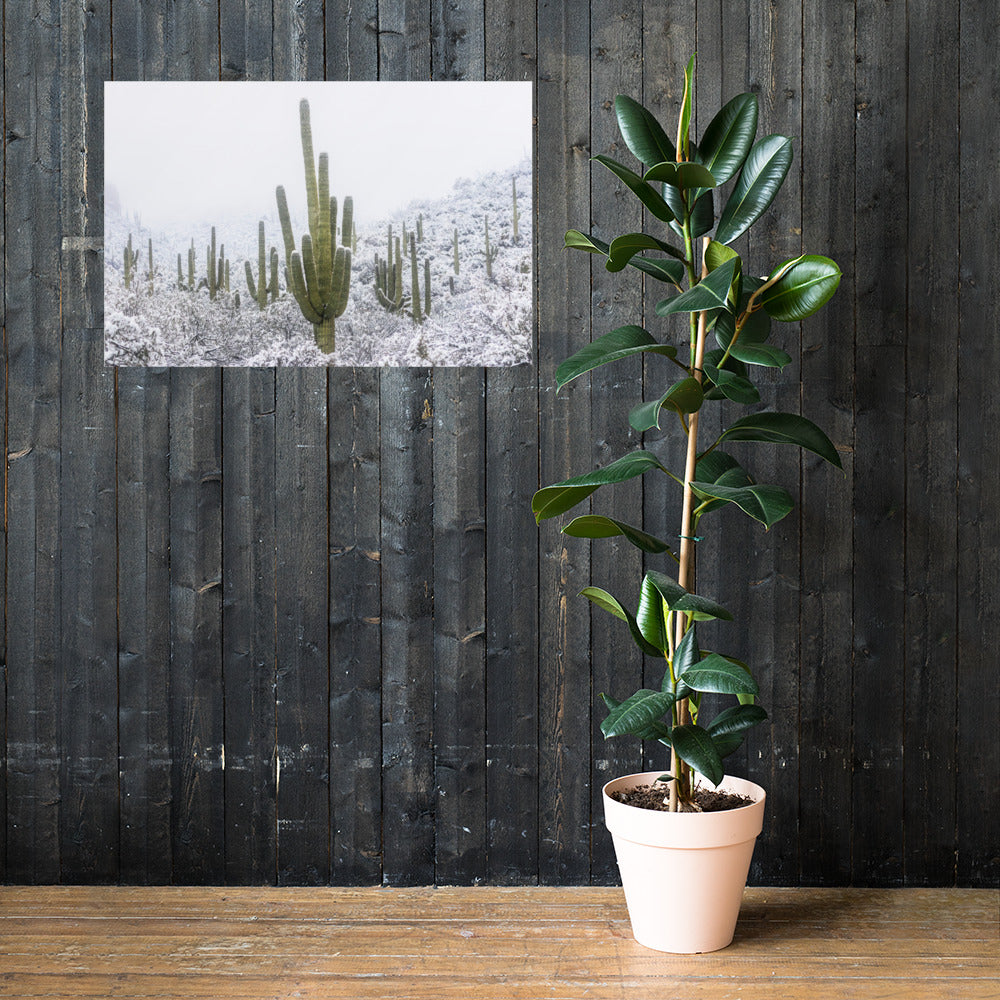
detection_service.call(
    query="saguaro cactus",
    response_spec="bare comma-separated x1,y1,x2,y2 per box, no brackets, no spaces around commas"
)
484,215,499,280
374,226,407,313
453,227,460,275
147,238,155,294
123,233,139,289
512,176,520,243
245,221,269,310
188,240,196,291
276,98,353,354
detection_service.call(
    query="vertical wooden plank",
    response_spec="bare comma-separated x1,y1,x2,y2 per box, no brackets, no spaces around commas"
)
904,0,959,887
957,0,1000,889
4,0,63,884
273,372,330,886
587,0,644,885
638,5,692,782
738,0,803,885
219,0,279,886
853,0,907,886
0,0,6,884
58,0,118,883
535,0,591,886
483,0,539,886
113,2,173,885
430,0,489,886
163,0,226,885
325,0,383,887
377,3,436,888
799,0,855,885
272,19,331,887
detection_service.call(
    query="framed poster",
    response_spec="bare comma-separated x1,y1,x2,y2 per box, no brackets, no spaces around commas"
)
104,82,533,367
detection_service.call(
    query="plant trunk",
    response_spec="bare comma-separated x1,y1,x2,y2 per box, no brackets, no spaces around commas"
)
313,317,335,354
669,240,710,811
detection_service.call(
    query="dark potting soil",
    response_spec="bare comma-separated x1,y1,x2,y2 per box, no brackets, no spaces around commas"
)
610,784,754,813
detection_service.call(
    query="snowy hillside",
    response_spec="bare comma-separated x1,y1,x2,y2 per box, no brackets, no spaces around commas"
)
104,159,533,367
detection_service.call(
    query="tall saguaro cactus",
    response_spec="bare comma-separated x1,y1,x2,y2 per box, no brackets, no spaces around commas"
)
124,233,139,289
245,221,269,310
276,98,353,354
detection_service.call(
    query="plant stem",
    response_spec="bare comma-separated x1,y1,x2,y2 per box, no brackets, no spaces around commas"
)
669,237,711,812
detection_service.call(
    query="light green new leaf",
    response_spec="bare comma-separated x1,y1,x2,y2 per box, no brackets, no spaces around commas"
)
593,155,675,223
564,230,610,255
682,652,759,696
677,54,695,160
602,689,675,739
760,255,842,321
671,724,724,786
657,257,739,316
562,515,676,557
532,450,667,522
690,480,794,529
614,95,676,166
645,570,734,621
629,377,705,431
715,134,794,244
698,92,759,184
555,325,678,390
582,587,663,658
705,240,739,272
718,412,843,469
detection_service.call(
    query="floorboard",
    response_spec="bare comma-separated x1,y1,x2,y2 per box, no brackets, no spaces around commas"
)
0,887,995,999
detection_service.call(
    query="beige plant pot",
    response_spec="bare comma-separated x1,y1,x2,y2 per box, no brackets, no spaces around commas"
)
603,771,766,953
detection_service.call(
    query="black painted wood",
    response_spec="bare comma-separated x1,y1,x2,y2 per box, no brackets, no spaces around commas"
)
1,0,997,890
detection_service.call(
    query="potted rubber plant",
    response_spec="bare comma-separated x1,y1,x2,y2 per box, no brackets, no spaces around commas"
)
532,57,842,953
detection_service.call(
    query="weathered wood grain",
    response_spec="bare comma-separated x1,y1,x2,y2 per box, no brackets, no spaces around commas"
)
852,0,908,886
4,0,64,884
957,0,1000,889
798,0,856,885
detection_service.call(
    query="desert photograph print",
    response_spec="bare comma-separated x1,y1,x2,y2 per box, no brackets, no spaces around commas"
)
104,81,533,367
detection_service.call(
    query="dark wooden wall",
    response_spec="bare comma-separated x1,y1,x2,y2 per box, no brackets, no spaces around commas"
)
2,0,997,888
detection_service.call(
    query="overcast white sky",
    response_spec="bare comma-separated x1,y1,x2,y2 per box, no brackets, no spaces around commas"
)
105,81,532,229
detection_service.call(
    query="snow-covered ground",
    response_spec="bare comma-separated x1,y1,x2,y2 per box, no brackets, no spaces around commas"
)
104,159,533,367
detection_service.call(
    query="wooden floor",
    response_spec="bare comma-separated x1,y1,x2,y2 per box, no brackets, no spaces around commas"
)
0,887,996,999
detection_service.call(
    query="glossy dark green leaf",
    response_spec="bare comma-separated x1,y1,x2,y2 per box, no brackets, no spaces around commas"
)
714,307,771,350
702,364,760,404
636,574,670,652
690,480,794,529
564,229,610,255
593,155,675,223
532,450,667,522
629,377,704,432
555,325,678,390
701,349,750,401
760,255,842,321
729,343,792,368
627,255,686,285
715,134,794,244
688,188,715,238
672,624,700,699
645,570,734,622
698,92,759,184
718,411,843,469
657,258,739,316
692,450,752,514
711,731,745,759
602,689,675,739
614,95,676,167
606,233,687,272
562,515,676,557
583,587,664,658
682,652,759,695
644,160,717,189
670,724,724,786
707,703,768,738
